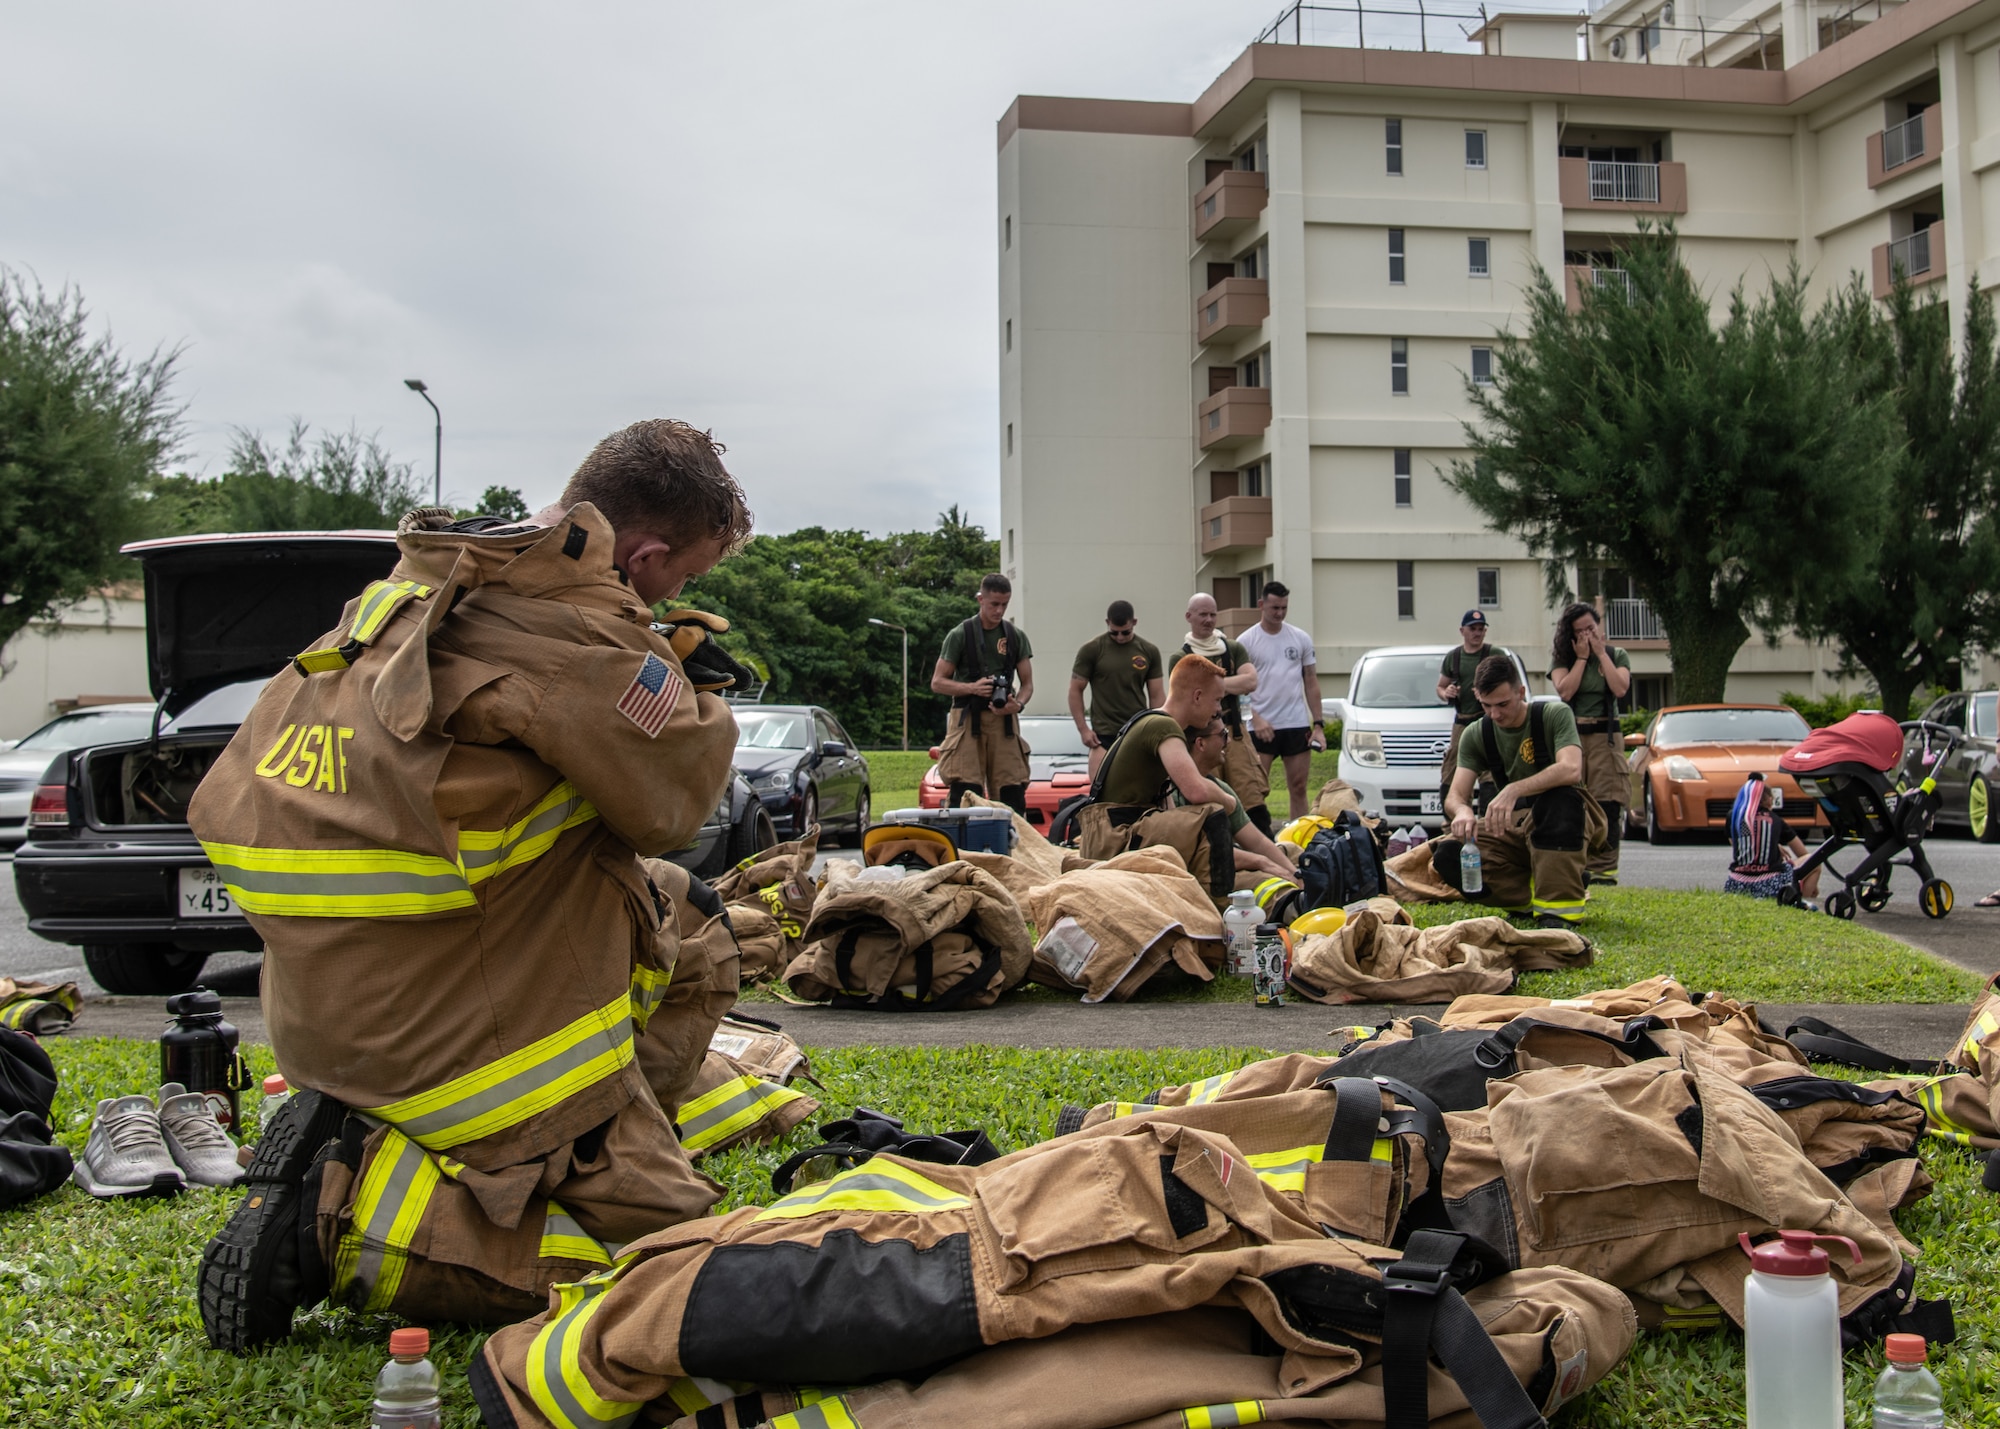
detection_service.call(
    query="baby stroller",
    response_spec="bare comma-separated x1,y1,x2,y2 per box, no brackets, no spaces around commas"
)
1779,711,1959,920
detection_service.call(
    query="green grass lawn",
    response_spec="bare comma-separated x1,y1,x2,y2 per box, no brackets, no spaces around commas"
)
4,1038,1994,1427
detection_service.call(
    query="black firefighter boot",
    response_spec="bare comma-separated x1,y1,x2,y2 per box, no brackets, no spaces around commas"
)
198,1088,348,1352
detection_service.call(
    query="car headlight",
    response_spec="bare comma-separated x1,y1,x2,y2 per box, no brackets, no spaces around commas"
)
1343,729,1386,768
749,770,791,792
1664,756,1703,782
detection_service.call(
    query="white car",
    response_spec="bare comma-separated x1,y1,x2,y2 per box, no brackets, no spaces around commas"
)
1323,644,1531,830
0,705,159,847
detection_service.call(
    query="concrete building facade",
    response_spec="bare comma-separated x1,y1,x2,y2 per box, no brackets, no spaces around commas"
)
0,588,151,740
998,0,2000,704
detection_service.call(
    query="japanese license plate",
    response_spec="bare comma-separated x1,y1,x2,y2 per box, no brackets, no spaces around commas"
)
1769,789,1785,809
178,866,237,919
1420,792,1443,815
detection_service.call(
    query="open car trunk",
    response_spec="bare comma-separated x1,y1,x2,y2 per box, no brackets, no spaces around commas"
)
82,736,234,829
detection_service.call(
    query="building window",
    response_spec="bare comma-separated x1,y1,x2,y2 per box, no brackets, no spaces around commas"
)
1004,215,1012,249
1390,338,1409,394
1386,118,1403,175
1006,422,1014,455
1477,568,1500,607
1396,560,1415,619
1242,461,1265,497
1393,449,1412,507
1242,353,1265,388
1236,245,1264,279
1468,237,1490,277
1465,129,1487,169
1471,346,1494,385
1004,319,1012,352
1246,569,1268,606
1388,228,1406,284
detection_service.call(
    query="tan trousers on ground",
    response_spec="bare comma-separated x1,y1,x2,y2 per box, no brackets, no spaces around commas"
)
937,706,1030,797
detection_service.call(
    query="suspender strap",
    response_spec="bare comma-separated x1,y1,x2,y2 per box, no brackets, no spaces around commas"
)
1783,1018,1948,1076
1321,1079,1384,1162
1382,1229,1548,1429
1473,1016,1668,1071
1480,718,1504,789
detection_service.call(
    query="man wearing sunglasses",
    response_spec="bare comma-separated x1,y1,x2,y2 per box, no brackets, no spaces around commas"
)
1068,600,1164,778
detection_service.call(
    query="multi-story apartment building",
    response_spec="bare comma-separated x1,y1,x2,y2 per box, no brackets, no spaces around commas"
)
996,0,1995,703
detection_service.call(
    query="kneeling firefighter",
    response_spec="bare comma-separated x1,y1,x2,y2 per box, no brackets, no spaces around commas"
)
1430,654,1606,928
188,419,756,1348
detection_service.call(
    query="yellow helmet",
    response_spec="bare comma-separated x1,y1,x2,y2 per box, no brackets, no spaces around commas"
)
1276,814,1336,848
1289,906,1348,937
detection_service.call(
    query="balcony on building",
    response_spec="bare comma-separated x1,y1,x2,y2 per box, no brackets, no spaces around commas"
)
1195,276,1270,345
1563,249,1635,312
1193,167,1267,242
1601,597,1666,646
1206,577,1259,639
1197,386,1271,450
1872,207,1946,299
1198,469,1272,556
1868,84,1942,188
1557,133,1686,214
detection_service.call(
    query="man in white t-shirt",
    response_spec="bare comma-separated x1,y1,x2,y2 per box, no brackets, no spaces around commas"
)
1237,582,1324,819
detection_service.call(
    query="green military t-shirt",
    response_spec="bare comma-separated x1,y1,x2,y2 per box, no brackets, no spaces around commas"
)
1168,639,1251,729
1101,711,1188,807
1072,633,1164,736
1213,777,1250,835
1456,701,1581,784
940,620,1033,679
1439,645,1515,720
1565,646,1631,721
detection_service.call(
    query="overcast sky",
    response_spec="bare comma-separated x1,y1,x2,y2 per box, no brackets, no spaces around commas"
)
0,3,1322,536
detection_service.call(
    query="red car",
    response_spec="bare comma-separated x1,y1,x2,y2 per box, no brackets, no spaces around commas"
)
919,714,1091,827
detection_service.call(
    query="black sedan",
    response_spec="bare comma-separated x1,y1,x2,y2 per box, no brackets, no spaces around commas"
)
733,705,871,842
1903,690,2000,842
12,529,774,996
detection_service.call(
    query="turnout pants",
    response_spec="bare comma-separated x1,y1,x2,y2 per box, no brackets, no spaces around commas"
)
1578,723,1625,878
939,706,1030,811
1432,787,1590,924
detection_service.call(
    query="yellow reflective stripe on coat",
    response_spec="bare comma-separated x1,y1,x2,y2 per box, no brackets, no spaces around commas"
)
347,578,434,645
1963,1009,1999,1065
675,1075,807,1152
371,993,635,1151
1250,878,1294,913
769,1399,858,1429
200,840,476,918
1915,1075,1980,1146
1185,1071,1236,1105
629,962,671,1031
757,1159,970,1220
540,1200,612,1266
458,781,599,886
1246,1139,1392,1192
527,1267,644,1429
1183,1402,1266,1427
330,1129,441,1312
0,1000,54,1030
1658,1304,1725,1331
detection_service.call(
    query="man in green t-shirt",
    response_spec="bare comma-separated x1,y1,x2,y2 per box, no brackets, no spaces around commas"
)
929,573,1036,813
1434,609,1515,811
1168,593,1270,835
1434,654,1592,928
1098,657,1235,813
1068,599,1165,778
1189,716,1300,891
1551,603,1632,884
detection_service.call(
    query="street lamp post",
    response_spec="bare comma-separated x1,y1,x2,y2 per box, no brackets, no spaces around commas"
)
404,379,441,506
868,617,909,751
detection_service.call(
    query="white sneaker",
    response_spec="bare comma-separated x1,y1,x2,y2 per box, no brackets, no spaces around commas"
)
72,1094,185,1199
156,1082,247,1188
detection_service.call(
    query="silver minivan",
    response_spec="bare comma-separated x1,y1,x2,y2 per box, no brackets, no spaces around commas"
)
1325,643,1532,829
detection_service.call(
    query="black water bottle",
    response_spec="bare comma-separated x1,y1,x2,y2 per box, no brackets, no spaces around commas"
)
161,987,250,1134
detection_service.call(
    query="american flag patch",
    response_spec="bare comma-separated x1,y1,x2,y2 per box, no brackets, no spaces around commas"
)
616,652,682,738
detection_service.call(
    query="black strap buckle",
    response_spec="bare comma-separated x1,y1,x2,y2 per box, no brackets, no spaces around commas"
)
1382,1257,1455,1297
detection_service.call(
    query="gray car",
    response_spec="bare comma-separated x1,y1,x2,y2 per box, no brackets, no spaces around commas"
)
0,705,159,846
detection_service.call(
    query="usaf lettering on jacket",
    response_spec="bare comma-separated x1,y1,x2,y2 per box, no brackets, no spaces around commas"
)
253,723,357,793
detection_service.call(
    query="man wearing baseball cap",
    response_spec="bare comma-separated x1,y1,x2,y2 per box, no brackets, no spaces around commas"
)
1435,610,1514,817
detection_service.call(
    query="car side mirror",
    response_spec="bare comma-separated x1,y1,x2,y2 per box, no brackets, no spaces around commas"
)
820,741,847,760
1947,725,1966,740
1323,698,1348,723
1624,733,1647,749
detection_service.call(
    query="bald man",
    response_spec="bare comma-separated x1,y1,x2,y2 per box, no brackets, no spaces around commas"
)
1167,594,1270,836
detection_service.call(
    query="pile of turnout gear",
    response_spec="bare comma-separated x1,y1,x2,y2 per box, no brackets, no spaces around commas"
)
462,972,2000,1429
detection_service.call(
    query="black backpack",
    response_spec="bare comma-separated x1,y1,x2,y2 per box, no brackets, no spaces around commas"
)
1296,808,1385,911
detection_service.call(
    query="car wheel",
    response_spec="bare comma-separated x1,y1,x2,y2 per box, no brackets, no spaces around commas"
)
1645,786,1678,846
799,790,819,840
852,786,870,840
1971,776,2000,844
727,803,777,866
83,943,209,996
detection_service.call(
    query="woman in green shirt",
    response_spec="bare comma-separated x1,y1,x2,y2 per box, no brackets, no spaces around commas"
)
1550,603,1630,884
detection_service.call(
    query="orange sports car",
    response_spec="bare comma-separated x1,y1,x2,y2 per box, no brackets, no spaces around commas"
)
1626,703,1827,843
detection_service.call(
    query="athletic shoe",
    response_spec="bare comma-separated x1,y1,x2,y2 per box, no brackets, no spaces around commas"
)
1586,873,1619,887
1533,913,1579,932
156,1082,247,1188
198,1087,347,1352
72,1094,185,1199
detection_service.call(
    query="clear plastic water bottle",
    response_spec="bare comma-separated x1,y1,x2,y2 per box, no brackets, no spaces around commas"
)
1223,890,1261,977
1872,1334,1943,1428
1459,837,1484,895
371,1327,443,1429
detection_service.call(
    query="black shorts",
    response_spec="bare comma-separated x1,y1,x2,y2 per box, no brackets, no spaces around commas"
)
1252,725,1313,758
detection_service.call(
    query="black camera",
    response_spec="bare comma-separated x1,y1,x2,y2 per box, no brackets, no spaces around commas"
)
988,673,1013,710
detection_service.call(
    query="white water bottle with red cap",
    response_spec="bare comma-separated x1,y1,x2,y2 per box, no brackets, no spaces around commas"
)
1741,1229,1862,1429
